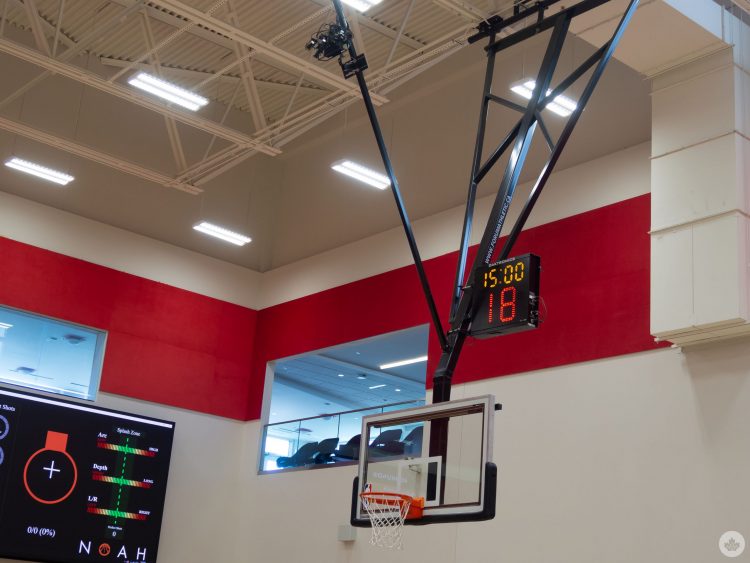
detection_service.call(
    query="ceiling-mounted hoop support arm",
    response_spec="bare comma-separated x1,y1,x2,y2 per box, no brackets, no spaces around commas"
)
435,0,640,404
312,0,638,403
324,0,449,353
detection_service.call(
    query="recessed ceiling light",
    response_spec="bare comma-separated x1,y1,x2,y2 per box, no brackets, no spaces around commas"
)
510,79,578,117
331,160,390,190
357,374,367,380
5,158,74,186
337,373,345,377
369,384,386,390
0,322,12,330
379,355,428,370
128,72,209,111
395,388,401,392
340,0,383,12
193,221,251,246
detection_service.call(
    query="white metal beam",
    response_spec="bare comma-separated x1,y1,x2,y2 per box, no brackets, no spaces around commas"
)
107,0,229,84
0,37,281,155
226,0,266,132
146,0,387,104
21,0,51,56
432,0,489,21
99,57,323,95
385,0,417,68
182,15,513,184
0,115,201,194
141,10,188,173
0,0,144,111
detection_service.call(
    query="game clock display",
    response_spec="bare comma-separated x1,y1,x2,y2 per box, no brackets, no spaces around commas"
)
0,388,175,563
469,253,540,338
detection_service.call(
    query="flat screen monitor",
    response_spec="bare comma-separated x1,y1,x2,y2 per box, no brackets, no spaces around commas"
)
0,387,175,563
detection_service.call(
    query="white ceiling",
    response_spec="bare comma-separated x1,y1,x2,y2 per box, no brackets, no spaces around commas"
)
0,0,652,272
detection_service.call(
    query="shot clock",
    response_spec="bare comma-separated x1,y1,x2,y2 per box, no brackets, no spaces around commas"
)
469,253,540,338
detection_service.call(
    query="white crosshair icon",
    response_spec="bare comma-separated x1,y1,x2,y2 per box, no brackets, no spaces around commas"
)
43,460,61,479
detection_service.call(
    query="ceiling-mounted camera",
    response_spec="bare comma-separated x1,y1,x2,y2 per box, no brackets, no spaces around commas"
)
305,22,368,79
305,23,352,61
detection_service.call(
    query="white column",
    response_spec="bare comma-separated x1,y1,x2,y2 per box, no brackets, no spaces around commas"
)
651,10,750,345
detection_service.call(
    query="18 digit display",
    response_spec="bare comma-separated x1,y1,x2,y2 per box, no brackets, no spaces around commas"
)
470,253,540,338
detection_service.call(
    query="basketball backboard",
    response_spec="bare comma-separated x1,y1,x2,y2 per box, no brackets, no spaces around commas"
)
351,395,498,526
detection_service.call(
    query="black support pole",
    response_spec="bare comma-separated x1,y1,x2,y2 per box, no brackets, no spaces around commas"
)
450,33,498,323
319,0,639,407
433,13,572,403
331,0,449,352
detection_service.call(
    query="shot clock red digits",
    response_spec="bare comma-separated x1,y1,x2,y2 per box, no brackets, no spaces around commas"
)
470,253,540,339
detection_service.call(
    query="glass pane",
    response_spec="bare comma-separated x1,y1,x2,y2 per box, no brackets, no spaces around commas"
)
0,305,106,401
263,421,300,471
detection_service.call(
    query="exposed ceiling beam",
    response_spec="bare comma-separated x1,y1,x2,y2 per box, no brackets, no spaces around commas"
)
99,57,324,95
0,0,144,111
184,16,510,184
385,0,417,68
0,37,281,155
226,0,266,132
21,0,51,56
432,0,489,21
141,10,188,174
0,115,201,194
4,0,76,50
146,0,388,105
307,0,425,50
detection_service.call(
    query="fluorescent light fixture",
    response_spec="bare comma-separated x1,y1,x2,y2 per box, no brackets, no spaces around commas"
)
395,388,401,392
193,221,252,246
128,72,209,111
338,373,345,377
379,355,428,370
0,323,12,330
331,160,390,190
369,384,386,390
340,0,383,12
5,158,74,186
510,79,578,117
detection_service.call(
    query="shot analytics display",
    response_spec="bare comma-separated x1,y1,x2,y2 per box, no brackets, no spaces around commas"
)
0,388,175,563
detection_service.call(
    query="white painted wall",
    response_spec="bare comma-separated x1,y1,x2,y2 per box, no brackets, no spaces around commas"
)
0,140,650,311
258,141,651,308
2,340,746,563
236,341,750,563
0,190,262,310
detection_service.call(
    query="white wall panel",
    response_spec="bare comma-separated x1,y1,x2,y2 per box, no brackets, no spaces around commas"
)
693,213,746,327
259,143,651,309
651,50,734,157
651,134,742,231
651,226,693,335
235,343,750,563
0,191,262,310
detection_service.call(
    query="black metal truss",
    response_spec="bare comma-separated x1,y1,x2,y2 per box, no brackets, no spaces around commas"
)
325,0,640,403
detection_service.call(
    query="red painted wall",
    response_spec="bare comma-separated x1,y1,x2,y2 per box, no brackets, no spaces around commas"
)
250,195,664,419
0,194,662,421
0,237,257,419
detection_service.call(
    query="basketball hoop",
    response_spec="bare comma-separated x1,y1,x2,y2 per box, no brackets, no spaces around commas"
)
360,491,424,549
